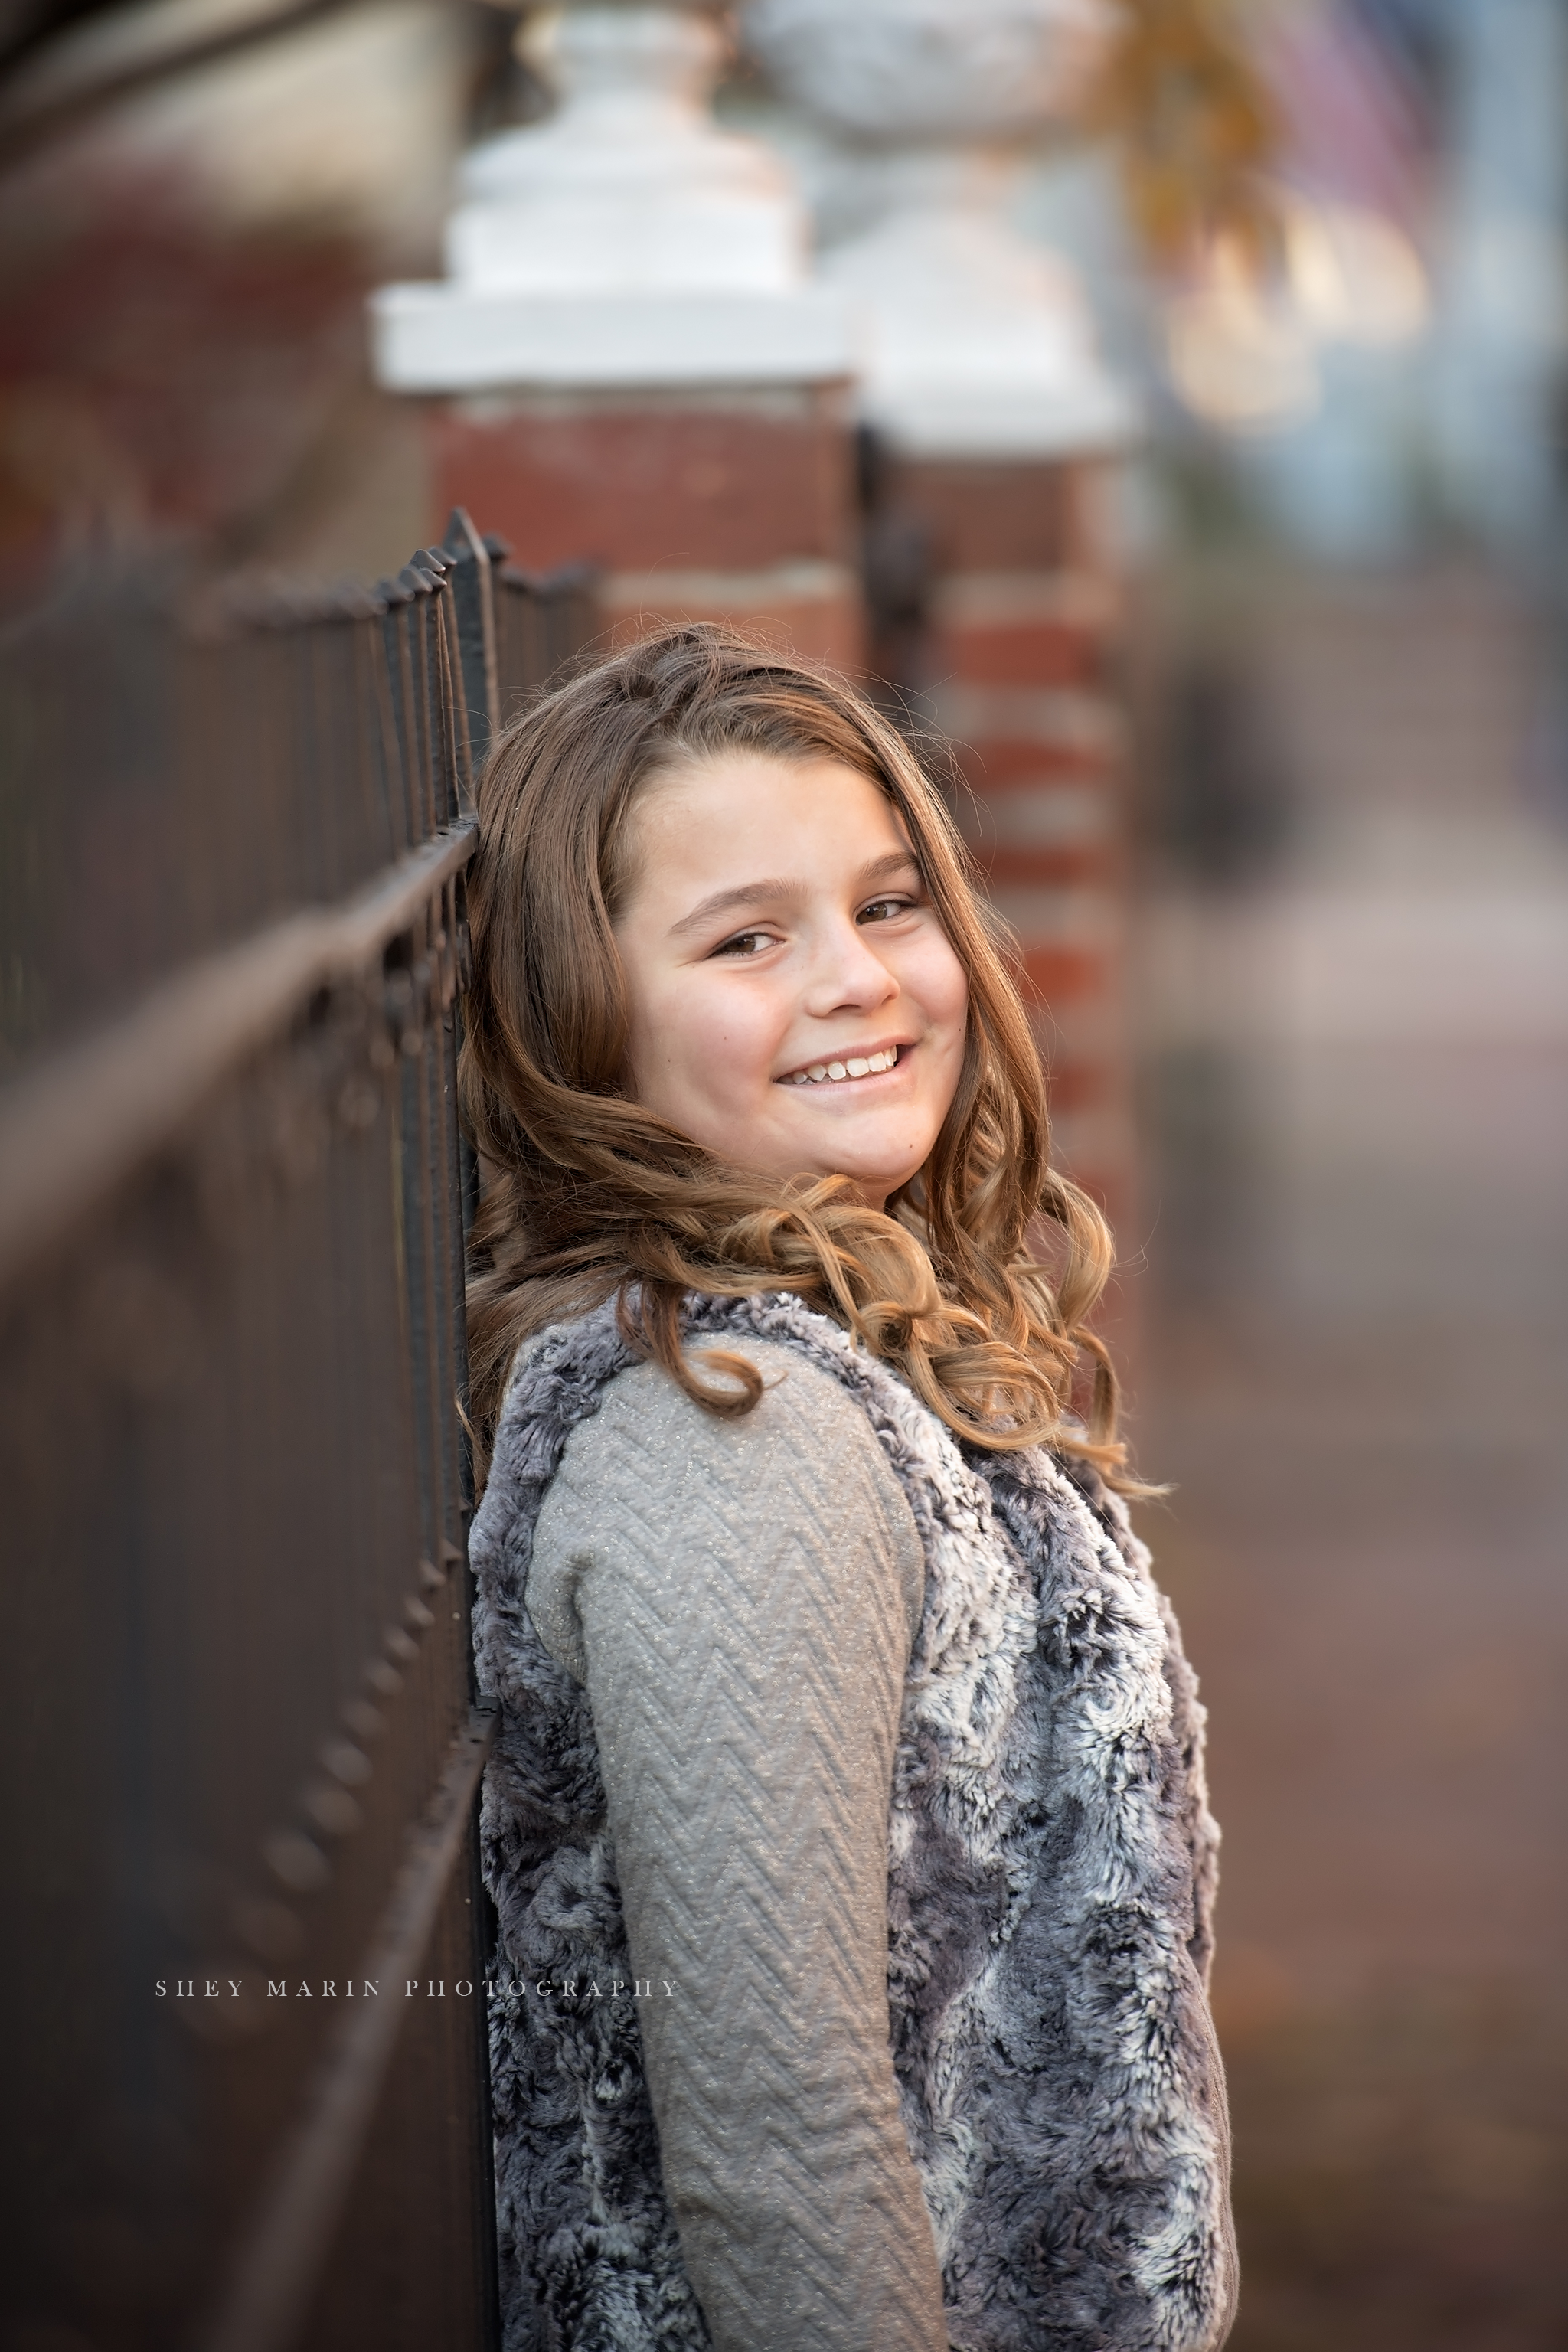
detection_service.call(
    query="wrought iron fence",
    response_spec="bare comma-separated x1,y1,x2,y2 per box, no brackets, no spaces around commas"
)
0,514,598,2352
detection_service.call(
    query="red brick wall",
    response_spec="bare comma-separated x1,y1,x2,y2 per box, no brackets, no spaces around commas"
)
425,382,863,671
884,452,1132,1235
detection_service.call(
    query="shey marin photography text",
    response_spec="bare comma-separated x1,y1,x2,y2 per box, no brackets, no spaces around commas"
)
155,1976,680,2001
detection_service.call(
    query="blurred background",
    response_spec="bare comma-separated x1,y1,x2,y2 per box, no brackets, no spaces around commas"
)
2,1,1564,2346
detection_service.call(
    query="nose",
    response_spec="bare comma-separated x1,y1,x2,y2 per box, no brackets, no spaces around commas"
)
802,911,900,1019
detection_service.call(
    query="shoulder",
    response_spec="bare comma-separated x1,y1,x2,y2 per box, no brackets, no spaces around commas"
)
530,1336,925,1674
550,1335,913,1543
602,1332,875,1439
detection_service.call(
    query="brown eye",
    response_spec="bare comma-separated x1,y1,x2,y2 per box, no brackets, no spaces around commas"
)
714,929,773,958
858,897,912,926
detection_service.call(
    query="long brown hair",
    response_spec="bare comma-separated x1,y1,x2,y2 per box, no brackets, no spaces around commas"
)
462,623,1131,1485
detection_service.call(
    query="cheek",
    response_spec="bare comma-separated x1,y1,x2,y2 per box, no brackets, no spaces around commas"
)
633,972,778,1104
914,935,969,1052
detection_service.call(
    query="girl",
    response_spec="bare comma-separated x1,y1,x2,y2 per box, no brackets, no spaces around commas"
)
463,626,1237,2352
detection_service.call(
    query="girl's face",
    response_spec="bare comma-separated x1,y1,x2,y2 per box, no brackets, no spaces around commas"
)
613,753,969,1211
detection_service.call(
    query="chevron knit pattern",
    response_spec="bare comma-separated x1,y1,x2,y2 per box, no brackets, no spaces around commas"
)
470,1292,1236,2352
522,1339,945,2347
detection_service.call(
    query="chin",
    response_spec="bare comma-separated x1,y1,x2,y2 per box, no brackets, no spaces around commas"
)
835,1166,916,1207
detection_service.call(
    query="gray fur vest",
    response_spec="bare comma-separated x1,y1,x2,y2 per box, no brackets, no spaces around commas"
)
470,1292,1236,2352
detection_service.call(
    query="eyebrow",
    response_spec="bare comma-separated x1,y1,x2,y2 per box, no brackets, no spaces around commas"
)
667,848,921,942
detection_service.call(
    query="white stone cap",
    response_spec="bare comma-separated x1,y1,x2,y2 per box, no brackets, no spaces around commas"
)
833,232,1138,458
861,380,1138,461
369,282,854,393
815,171,1138,458
740,0,1138,459
370,3,855,395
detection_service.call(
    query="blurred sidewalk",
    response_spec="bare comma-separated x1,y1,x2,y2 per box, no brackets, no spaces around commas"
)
1129,563,1568,2351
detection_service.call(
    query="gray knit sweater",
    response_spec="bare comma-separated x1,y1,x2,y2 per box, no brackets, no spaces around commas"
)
472,1292,1238,2352
526,1340,948,2350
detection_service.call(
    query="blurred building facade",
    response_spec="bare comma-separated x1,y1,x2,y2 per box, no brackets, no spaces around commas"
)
1119,12,1568,2350
0,0,479,596
1147,0,1568,576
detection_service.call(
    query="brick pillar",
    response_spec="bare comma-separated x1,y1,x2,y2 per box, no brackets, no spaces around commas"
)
746,0,1136,1235
425,384,860,671
371,2,858,668
883,453,1131,1228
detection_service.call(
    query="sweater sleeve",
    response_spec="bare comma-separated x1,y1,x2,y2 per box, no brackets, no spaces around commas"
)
527,1338,947,2352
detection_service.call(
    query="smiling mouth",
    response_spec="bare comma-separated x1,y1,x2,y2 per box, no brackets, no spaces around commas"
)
779,1045,902,1088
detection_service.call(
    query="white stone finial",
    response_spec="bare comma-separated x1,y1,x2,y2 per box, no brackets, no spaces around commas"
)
448,4,804,294
743,0,1135,457
371,1,849,393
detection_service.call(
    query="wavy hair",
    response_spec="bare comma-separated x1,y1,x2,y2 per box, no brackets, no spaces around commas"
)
462,623,1133,1486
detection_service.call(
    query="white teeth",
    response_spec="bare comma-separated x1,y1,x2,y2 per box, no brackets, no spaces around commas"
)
784,1046,900,1086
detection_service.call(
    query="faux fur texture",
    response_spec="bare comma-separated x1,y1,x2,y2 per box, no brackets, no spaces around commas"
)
470,1292,1236,2352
